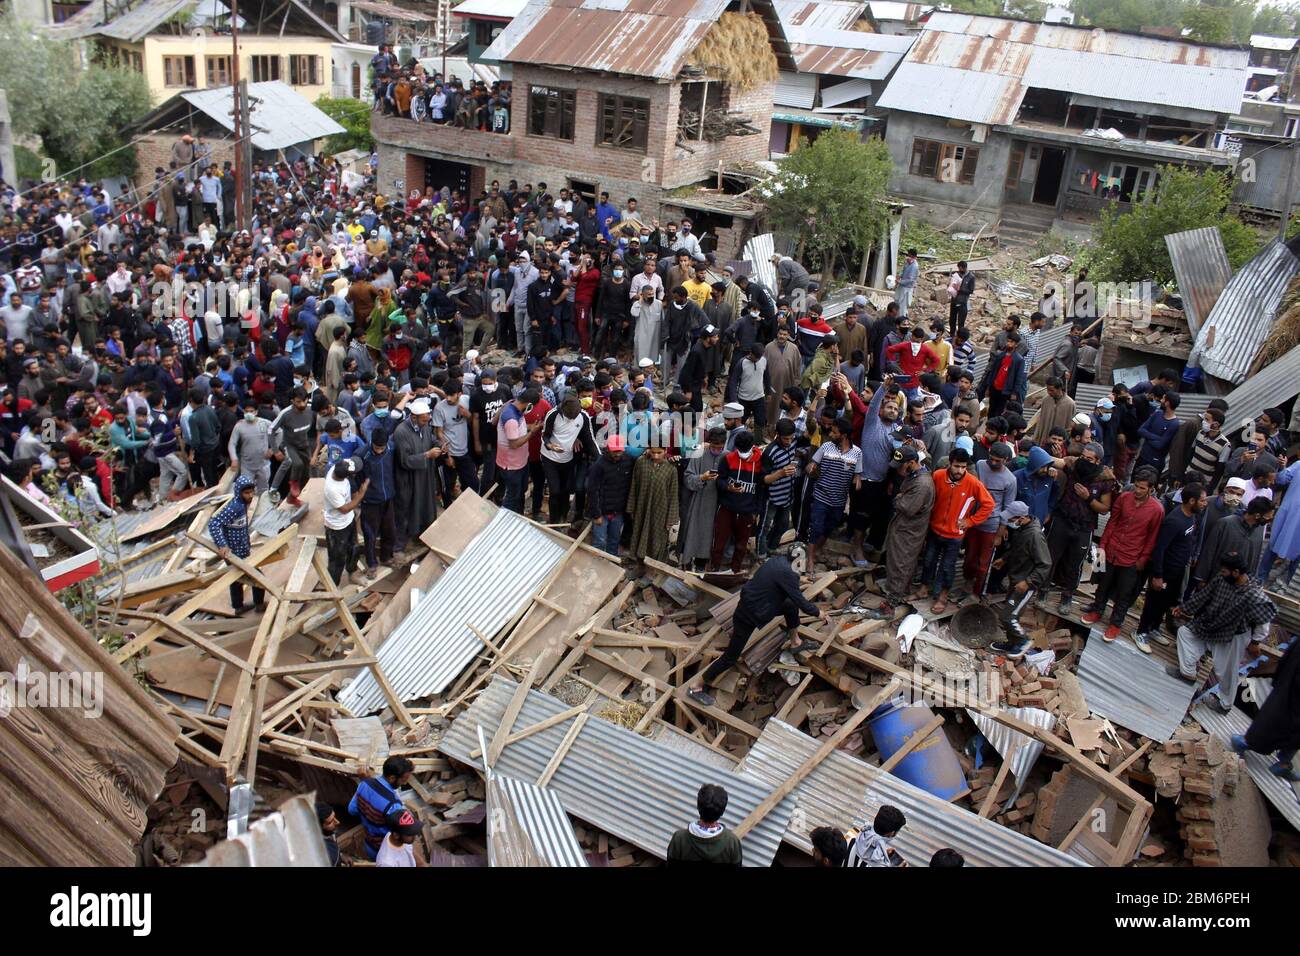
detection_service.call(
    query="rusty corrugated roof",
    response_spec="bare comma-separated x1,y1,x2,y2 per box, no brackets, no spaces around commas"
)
785,24,913,79
483,0,731,80
776,0,866,30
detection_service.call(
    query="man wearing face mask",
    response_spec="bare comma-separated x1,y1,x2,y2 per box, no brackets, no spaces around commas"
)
594,259,631,358
228,395,275,492
1089,397,1119,466
470,368,508,496
710,430,764,573
631,283,665,371
1171,551,1276,713
965,442,1018,597
665,286,703,388
917,447,995,614
853,374,903,563
360,390,401,444
1182,406,1230,489
1195,496,1273,590
1045,442,1114,613
391,397,443,549
987,500,1051,659
686,529,830,708
866,445,934,619
1135,482,1206,649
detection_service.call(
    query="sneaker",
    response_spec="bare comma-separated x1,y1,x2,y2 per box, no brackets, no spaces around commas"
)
1081,610,1102,625
1057,594,1072,614
1150,628,1172,646
1130,630,1149,652
1164,664,1197,683
1230,734,1249,756
990,638,1030,660
1206,696,1232,715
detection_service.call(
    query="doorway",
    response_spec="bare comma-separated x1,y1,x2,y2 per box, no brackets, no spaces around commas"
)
423,157,473,196
1032,146,1067,206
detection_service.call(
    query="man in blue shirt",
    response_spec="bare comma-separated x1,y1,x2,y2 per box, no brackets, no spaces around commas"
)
356,427,398,572
1137,390,1181,473
854,377,902,562
595,191,621,241
348,755,413,861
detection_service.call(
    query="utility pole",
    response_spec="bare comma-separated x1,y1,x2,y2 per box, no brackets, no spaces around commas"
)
440,0,447,80
230,0,248,231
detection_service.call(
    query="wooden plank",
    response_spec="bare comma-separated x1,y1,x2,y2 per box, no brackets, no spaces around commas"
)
113,524,298,662
773,674,814,723
121,610,253,674
979,761,1013,818
258,656,378,677
642,556,733,600
186,529,286,600
537,713,589,787
468,705,587,760
487,654,551,767
732,678,902,838
1057,741,1153,856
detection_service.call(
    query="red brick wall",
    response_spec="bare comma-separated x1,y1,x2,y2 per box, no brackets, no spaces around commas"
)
664,78,775,188
132,134,236,188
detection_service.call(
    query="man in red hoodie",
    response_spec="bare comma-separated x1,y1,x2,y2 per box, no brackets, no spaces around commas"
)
884,325,940,396
1083,465,1164,642
916,447,994,613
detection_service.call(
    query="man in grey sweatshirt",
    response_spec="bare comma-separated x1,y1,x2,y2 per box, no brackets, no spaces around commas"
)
228,395,275,492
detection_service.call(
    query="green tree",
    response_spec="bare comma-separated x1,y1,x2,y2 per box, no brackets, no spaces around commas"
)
0,18,150,178
315,96,375,153
1083,164,1261,286
1182,0,1235,43
759,128,893,280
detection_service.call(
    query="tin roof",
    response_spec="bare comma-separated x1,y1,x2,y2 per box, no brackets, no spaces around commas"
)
173,82,347,152
49,0,343,41
487,773,589,867
968,705,1055,810
1223,343,1300,427
1165,226,1232,337
877,12,1250,125
737,719,1087,866
785,25,914,79
1192,702,1300,831
198,794,332,866
866,1,931,23
338,508,566,714
1076,630,1199,742
482,0,732,81
454,0,530,18
1251,34,1299,52
439,677,795,866
776,0,866,31
1191,238,1300,386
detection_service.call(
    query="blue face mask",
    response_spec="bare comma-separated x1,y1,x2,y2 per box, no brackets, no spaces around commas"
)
1100,413,1111,422
374,408,389,418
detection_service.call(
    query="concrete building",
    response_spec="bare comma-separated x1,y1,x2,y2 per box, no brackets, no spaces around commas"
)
454,0,527,66
875,13,1250,237
1247,34,1299,101
49,0,346,105
371,0,794,258
1225,98,1300,220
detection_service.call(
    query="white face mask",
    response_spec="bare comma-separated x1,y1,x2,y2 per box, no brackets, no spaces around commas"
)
737,449,753,460
481,382,497,393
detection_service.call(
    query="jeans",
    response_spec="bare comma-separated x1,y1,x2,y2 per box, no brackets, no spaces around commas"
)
921,532,962,594
1088,563,1140,625
701,602,799,684
853,479,890,549
477,447,498,499
591,513,624,557
360,499,396,568
710,508,754,572
528,460,546,516
158,452,189,498
450,453,479,496
542,457,576,523
500,465,528,513
514,304,530,353
1256,539,1300,584
896,285,913,317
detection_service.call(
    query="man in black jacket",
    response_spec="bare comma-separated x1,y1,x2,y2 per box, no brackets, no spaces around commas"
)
586,434,635,556
664,286,704,387
678,325,720,413
526,261,562,354
686,529,829,706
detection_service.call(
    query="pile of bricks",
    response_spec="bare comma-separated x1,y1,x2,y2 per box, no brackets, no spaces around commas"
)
1165,730,1242,868
997,659,1060,713
572,825,659,867
965,764,1039,833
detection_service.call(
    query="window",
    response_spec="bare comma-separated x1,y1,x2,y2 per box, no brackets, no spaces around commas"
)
598,93,649,151
251,55,282,82
206,55,231,87
527,85,575,140
163,55,196,88
909,138,978,185
1005,144,1025,189
474,21,501,47
678,80,724,140
289,55,324,87
1286,117,1300,139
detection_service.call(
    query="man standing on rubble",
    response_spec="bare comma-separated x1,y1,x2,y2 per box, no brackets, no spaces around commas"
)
686,530,829,707
988,500,1051,660
866,446,933,620
350,756,415,862
208,475,264,614
392,398,442,552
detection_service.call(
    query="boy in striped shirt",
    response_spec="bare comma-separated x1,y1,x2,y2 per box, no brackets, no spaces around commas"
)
805,415,862,569
757,418,799,558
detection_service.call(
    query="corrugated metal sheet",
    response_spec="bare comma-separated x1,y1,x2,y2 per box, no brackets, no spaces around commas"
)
49,0,197,41
0,545,180,866
652,723,740,769
1251,34,1298,52
968,706,1054,809
454,0,530,18
197,794,331,866
742,232,778,291
487,772,588,866
777,0,866,30
439,677,794,866
1223,344,1300,429
482,0,729,81
354,0,435,22
775,70,818,109
1192,239,1300,386
1076,630,1197,741
737,720,1087,866
819,77,875,107
878,12,1249,124
1074,383,1212,425
785,25,914,79
338,509,565,714
867,1,931,23
179,81,346,151
1192,702,1300,831
1165,227,1232,337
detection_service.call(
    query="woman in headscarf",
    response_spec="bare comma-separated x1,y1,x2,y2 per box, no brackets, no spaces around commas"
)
366,287,396,353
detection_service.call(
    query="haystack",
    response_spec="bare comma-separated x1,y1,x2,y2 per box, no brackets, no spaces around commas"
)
1252,274,1300,374
686,11,779,91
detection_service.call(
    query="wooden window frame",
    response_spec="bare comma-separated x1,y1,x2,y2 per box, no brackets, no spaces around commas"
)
597,93,650,152
163,55,196,88
251,54,282,83
289,54,324,87
206,54,232,87
526,85,576,141
909,137,978,185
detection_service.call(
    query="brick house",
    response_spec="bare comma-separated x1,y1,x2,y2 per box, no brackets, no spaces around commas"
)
372,0,795,259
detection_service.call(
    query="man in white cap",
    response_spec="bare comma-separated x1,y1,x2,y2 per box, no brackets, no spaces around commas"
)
638,355,657,386
391,397,443,552
721,402,746,452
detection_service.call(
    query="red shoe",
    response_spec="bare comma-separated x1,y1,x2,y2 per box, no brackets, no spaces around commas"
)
1102,625,1122,642
1081,611,1102,625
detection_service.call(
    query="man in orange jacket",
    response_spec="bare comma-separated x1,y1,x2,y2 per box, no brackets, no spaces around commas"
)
915,447,995,613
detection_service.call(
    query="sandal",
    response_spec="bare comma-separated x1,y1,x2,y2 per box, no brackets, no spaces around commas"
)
685,687,716,708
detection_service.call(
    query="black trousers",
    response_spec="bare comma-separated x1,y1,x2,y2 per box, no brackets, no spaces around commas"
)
1137,568,1184,635
702,602,800,684
1047,519,1092,598
229,581,265,610
528,459,546,516
853,479,891,549
1089,563,1140,624
325,523,356,584
360,500,397,567
195,446,222,487
949,299,968,337
542,458,576,523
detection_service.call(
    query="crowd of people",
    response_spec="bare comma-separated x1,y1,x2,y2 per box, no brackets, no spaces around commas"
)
2,109,1298,797
370,44,511,134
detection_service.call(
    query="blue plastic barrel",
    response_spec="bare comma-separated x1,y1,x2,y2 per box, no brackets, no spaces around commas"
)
866,697,971,801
